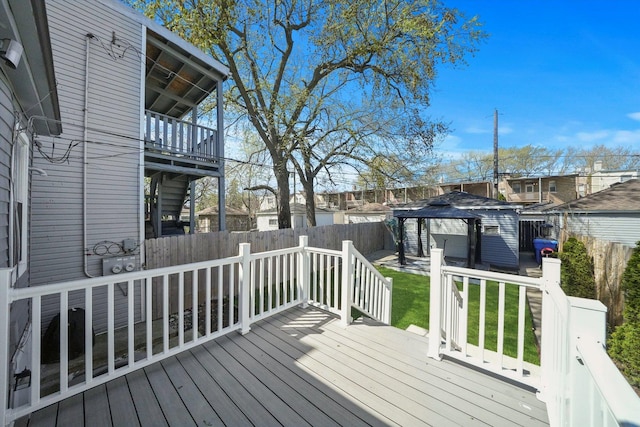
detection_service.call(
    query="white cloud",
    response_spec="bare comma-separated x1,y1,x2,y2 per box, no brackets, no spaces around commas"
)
627,112,640,121
613,129,640,144
576,130,610,142
499,126,514,135
464,126,491,134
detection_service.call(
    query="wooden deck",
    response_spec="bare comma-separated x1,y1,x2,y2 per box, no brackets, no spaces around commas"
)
20,307,549,426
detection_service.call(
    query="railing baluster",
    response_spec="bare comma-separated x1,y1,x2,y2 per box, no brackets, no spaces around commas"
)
461,277,469,356
60,292,68,393
178,272,184,348
497,281,505,367
162,274,169,354
192,269,198,343
127,280,134,368
516,285,526,375
229,263,235,327
146,277,152,359
217,266,223,332
85,286,93,382
479,279,486,362
205,267,211,336
107,282,115,374
30,296,41,406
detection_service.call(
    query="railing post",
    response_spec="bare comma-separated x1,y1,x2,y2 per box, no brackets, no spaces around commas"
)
427,248,444,360
0,269,13,426
298,236,309,308
238,243,252,335
384,277,393,324
340,240,354,327
539,257,562,406
568,297,607,427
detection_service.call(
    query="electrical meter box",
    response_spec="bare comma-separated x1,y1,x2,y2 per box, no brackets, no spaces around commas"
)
102,256,137,276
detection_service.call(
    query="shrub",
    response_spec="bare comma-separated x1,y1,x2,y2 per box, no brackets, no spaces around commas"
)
559,237,597,299
609,241,640,387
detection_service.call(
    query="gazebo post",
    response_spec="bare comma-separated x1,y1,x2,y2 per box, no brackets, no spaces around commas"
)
417,218,424,257
398,218,406,265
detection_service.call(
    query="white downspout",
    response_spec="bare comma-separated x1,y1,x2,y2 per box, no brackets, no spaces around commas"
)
83,34,94,277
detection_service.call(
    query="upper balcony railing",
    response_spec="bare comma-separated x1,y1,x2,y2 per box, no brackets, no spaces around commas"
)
144,110,219,165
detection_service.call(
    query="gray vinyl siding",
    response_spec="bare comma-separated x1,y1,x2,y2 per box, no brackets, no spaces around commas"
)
479,210,519,269
0,75,12,268
558,213,640,248
33,1,144,331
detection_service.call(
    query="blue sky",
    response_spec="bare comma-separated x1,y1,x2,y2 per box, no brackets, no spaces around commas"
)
428,1,640,158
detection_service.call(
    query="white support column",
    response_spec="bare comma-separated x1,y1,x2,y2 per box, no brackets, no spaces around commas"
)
340,240,354,327
298,236,309,307
238,243,252,335
427,249,444,360
0,269,12,426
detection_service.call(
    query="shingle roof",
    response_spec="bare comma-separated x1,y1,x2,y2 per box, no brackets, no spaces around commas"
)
548,179,640,212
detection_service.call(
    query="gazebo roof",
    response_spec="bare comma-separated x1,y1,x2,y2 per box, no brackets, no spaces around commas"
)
394,200,480,220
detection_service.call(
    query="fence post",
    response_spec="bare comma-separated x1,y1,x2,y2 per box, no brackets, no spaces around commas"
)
427,249,443,360
340,240,354,327
298,236,309,308
0,269,13,426
238,243,251,335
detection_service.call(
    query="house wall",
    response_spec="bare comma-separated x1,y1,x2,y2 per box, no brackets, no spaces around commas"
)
478,210,519,269
0,74,12,270
551,212,640,247
32,1,144,330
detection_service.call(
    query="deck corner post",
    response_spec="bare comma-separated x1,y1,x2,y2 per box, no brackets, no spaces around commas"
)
298,235,309,308
0,269,13,426
539,256,562,402
238,242,252,335
427,249,443,360
340,240,354,327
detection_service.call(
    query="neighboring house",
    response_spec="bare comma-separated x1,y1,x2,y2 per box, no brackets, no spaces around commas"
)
26,1,227,328
393,191,522,269
256,203,334,231
500,173,587,206
197,206,251,232
343,202,391,224
438,180,493,198
588,164,639,193
0,0,61,406
544,179,640,247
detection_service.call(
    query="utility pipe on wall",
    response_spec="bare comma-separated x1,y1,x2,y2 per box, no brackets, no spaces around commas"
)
83,34,94,278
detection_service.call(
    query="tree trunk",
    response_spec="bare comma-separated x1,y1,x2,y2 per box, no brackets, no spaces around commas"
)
301,179,316,227
274,166,292,229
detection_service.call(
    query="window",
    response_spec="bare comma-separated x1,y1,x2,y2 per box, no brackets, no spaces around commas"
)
548,180,557,193
268,218,278,227
483,225,500,235
511,182,521,193
10,131,29,276
525,181,535,193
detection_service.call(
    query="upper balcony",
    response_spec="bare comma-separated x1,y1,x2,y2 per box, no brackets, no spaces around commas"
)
143,28,228,178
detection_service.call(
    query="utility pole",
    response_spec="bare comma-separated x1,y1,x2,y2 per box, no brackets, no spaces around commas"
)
493,109,499,199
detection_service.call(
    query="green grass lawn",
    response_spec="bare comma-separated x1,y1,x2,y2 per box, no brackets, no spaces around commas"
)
378,266,540,365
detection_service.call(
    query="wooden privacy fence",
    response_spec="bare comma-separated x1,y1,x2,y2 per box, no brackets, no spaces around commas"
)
143,222,389,319
144,222,389,269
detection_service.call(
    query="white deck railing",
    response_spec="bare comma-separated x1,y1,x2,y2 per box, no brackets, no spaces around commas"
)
428,248,640,426
0,237,391,425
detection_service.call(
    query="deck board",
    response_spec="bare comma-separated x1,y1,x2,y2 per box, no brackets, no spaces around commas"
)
23,306,549,426
294,311,548,425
